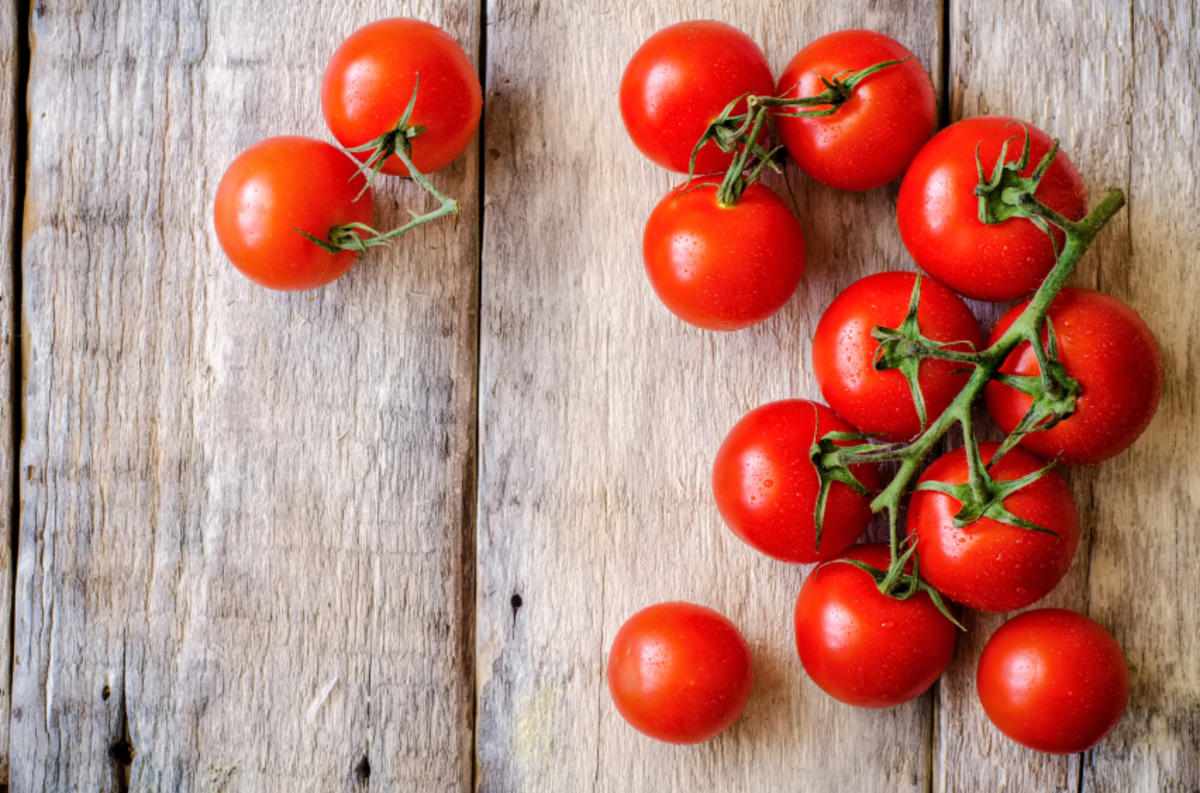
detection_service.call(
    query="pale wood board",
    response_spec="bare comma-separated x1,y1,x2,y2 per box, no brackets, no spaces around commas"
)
477,2,944,791
10,1,478,790
0,0,17,785
937,2,1200,792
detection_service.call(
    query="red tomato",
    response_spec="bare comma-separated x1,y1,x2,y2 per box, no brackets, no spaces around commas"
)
713,400,880,564
642,182,805,330
812,271,982,441
213,136,373,291
607,602,753,743
793,544,957,708
897,116,1087,301
774,30,936,191
322,18,481,176
907,443,1079,611
620,21,774,174
985,288,1163,464
978,609,1128,753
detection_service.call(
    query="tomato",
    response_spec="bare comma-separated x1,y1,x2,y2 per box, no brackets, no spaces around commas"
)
606,601,753,743
985,287,1162,464
620,21,774,174
213,136,373,291
907,443,1079,611
642,182,805,330
713,400,880,564
812,271,982,441
793,544,957,708
897,116,1087,301
774,30,936,191
978,609,1128,753
321,18,481,176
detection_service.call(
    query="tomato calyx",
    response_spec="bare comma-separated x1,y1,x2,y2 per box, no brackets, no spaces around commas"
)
808,429,878,546
825,542,964,629
990,318,1082,459
345,75,429,197
870,273,981,432
686,58,908,206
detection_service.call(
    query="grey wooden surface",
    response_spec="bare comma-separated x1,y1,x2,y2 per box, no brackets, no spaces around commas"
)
4,0,1199,791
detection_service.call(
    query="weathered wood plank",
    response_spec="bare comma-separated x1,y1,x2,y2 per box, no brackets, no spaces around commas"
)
10,2,478,790
477,3,942,791
0,0,18,785
939,2,1200,792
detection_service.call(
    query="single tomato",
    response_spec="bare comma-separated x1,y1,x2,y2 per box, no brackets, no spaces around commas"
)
607,602,753,744
322,18,482,176
713,400,880,564
794,543,957,708
985,287,1162,464
213,136,373,291
774,29,936,191
897,116,1087,301
812,271,982,441
907,443,1079,611
642,182,805,331
620,21,774,174
978,609,1129,754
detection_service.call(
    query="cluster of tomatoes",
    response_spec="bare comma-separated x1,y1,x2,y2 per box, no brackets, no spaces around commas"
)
213,18,481,290
607,21,1161,756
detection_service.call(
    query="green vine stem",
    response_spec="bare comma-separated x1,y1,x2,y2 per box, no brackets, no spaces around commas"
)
689,58,909,206
809,130,1126,620
295,77,461,256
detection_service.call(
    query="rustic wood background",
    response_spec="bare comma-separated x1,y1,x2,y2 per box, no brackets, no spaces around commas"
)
2,0,1196,790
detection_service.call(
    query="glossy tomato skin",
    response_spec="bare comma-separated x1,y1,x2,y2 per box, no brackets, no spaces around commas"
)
713,400,881,564
620,21,774,174
907,443,1079,611
794,544,957,708
775,30,936,191
607,602,753,744
643,182,805,330
322,18,482,176
985,288,1163,464
812,272,982,441
897,116,1087,301
213,136,373,291
978,609,1129,754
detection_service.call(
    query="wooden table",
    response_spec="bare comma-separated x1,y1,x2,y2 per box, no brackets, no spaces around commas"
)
3,0,1197,790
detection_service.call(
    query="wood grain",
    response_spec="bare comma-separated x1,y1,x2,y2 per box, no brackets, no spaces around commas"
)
476,2,943,791
939,2,1200,792
0,0,17,785
9,2,478,790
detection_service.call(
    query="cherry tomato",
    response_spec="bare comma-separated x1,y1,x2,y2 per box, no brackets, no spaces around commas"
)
642,182,805,331
793,544,957,708
897,116,1087,301
213,136,373,291
907,443,1079,611
812,271,982,441
713,400,880,564
620,21,774,174
978,609,1129,754
607,601,753,744
322,18,482,176
985,287,1163,464
774,30,936,191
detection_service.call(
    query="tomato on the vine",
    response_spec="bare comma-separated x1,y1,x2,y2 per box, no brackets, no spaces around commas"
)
774,30,936,191
793,544,957,708
713,400,880,564
620,21,774,174
322,18,482,177
907,443,1079,611
213,136,373,291
607,601,753,744
642,182,805,331
986,287,1162,464
978,609,1128,754
897,116,1087,301
812,271,982,441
